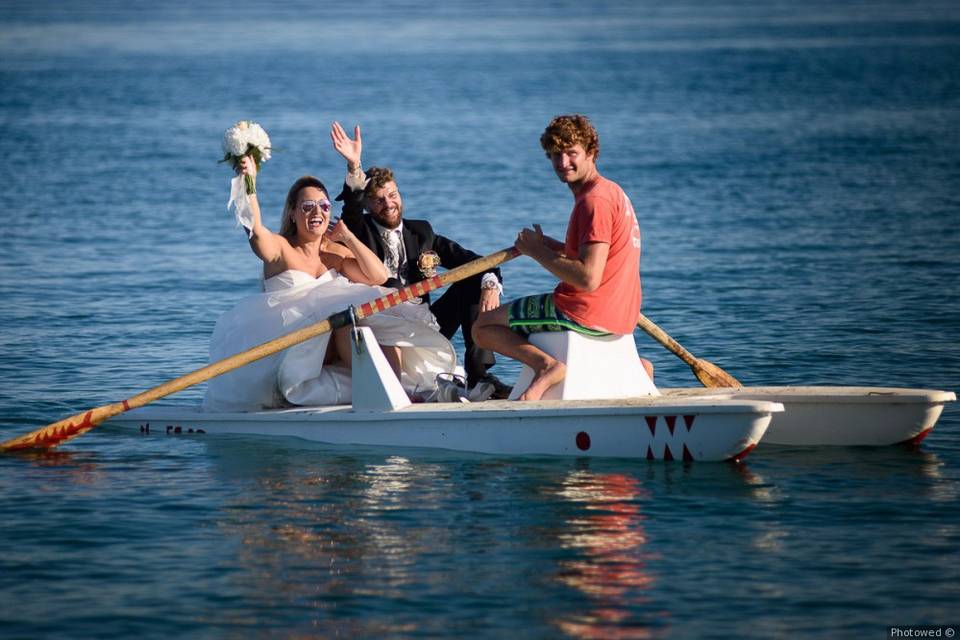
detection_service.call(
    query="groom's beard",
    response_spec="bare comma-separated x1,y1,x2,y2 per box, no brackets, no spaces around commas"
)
373,202,403,229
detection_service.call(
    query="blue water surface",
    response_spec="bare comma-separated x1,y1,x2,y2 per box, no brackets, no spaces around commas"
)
1,1,959,638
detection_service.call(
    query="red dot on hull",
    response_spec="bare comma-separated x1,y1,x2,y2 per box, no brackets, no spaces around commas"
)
575,431,591,451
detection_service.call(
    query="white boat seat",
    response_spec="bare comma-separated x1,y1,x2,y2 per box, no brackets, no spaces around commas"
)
351,326,412,412
508,331,659,401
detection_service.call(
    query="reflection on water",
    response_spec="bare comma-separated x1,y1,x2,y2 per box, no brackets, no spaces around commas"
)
127,436,960,637
549,470,664,639
208,448,456,635
204,447,677,636
7,447,105,489
11,448,86,468
355,456,451,591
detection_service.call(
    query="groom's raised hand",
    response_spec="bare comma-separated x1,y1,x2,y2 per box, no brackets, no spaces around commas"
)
331,121,362,172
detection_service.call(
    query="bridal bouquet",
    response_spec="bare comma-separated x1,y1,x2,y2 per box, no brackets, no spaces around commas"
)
221,120,272,194
223,120,271,236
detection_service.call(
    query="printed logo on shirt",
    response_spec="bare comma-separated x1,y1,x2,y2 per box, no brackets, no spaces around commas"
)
624,193,642,249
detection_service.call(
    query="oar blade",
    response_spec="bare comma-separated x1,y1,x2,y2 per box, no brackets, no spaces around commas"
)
692,358,742,388
0,405,118,452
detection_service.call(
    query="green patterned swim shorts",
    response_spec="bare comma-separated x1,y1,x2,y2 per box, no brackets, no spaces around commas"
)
507,293,610,337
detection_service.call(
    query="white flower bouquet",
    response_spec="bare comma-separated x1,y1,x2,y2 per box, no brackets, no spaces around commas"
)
221,120,272,194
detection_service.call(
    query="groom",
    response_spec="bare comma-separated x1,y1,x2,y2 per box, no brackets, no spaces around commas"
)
329,122,511,399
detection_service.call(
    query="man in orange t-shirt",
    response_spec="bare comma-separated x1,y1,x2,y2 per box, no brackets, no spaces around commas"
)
473,114,646,401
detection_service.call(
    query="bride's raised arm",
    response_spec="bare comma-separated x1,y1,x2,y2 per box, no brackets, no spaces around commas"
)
324,220,389,285
238,155,285,266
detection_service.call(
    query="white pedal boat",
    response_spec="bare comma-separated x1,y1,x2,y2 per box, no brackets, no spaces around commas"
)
107,327,780,461
660,386,955,446
107,328,955,455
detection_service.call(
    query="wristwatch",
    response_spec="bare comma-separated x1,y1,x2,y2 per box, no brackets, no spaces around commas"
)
481,278,500,291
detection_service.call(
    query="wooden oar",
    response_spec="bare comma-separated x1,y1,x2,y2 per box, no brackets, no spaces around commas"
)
1,247,520,452
636,313,741,388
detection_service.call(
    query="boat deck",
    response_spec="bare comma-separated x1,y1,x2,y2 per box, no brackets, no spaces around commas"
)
661,386,956,403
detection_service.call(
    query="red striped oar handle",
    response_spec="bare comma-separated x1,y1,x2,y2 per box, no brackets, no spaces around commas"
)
1,246,520,452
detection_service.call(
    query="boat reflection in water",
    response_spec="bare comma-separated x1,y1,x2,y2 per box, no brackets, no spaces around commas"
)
209,450,440,636
196,437,955,636
548,470,663,639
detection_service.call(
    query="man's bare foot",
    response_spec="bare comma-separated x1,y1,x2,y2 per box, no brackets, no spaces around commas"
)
518,360,566,401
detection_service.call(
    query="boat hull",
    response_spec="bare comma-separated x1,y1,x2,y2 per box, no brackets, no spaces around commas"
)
107,397,782,461
660,387,955,446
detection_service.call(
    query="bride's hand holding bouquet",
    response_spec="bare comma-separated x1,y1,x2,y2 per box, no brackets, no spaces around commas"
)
237,154,257,190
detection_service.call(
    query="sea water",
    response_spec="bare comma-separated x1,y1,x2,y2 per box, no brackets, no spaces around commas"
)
0,1,958,638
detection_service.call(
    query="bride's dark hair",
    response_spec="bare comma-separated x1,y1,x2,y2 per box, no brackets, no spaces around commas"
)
279,176,329,241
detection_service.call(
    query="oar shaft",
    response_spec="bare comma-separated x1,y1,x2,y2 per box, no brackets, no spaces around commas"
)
2,246,520,452
636,312,741,388
636,313,699,366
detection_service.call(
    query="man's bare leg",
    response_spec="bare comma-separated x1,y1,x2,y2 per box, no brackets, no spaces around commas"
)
518,355,566,401
641,357,654,381
473,306,566,401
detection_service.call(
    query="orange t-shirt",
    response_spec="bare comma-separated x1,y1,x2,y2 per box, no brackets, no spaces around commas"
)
553,176,642,335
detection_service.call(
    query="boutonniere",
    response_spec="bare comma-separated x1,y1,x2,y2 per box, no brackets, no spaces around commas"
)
418,250,441,277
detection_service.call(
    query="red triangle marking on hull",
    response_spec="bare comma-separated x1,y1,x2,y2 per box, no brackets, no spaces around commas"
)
645,416,657,437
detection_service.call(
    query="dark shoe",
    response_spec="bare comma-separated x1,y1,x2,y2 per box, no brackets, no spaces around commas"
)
472,374,513,400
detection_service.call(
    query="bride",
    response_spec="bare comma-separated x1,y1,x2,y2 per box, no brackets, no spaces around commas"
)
203,156,456,411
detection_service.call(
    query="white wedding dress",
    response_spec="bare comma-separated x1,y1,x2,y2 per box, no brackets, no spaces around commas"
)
203,269,456,411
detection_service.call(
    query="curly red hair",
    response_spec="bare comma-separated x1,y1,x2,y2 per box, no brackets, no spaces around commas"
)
539,114,600,159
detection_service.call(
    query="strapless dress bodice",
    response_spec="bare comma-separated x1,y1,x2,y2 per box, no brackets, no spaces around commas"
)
263,269,336,293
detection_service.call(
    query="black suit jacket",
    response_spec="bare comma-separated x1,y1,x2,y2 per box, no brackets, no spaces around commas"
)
336,183,501,303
